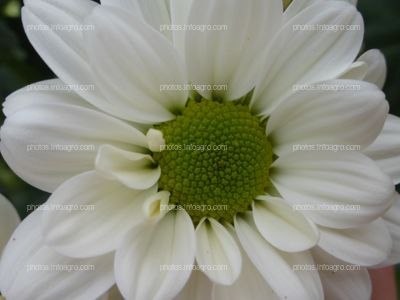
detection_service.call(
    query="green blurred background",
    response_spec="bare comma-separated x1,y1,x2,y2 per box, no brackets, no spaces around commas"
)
0,0,399,296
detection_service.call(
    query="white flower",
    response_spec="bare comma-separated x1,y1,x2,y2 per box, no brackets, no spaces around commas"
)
0,0,399,300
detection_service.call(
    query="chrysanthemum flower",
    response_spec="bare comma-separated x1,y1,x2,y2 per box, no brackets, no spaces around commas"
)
0,0,399,299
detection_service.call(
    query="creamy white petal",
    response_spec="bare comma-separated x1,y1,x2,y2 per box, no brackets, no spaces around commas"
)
0,209,114,300
195,218,241,285
143,191,171,221
339,61,368,80
253,196,319,252
364,114,400,184
212,224,278,300
96,145,160,190
115,210,195,300
21,0,134,119
271,151,394,228
235,213,323,300
0,83,147,192
252,1,363,116
283,0,320,23
185,0,282,100
42,171,157,258
267,80,388,156
0,194,20,254
312,247,371,300
85,6,188,124
170,0,193,55
318,219,392,266
379,193,400,266
357,49,387,89
173,270,212,300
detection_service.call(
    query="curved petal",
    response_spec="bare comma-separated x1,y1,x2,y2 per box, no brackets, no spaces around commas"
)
253,196,319,252
21,0,131,119
234,213,323,300
195,218,242,285
318,219,392,266
271,151,394,228
115,210,196,300
364,114,400,184
173,270,212,300
267,79,388,156
252,1,363,115
357,49,387,89
96,145,160,190
85,6,188,124
0,81,147,192
42,171,157,258
0,209,114,300
283,0,320,23
312,247,371,300
379,193,400,266
0,194,20,254
185,0,283,100
212,224,279,300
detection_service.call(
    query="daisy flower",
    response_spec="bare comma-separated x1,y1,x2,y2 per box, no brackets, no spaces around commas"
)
0,0,399,299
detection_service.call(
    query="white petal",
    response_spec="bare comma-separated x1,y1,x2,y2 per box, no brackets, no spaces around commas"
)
234,213,323,300
212,224,278,300
115,210,196,300
185,0,282,100
312,247,371,300
0,81,147,192
85,6,188,124
283,0,320,23
379,193,400,266
143,190,171,221
252,1,363,115
96,145,160,190
146,128,165,152
170,0,194,55
173,270,212,300
195,218,242,285
42,171,157,258
253,196,319,252
357,49,387,89
21,0,132,119
339,61,368,81
318,219,392,266
364,114,400,184
267,80,388,156
196,218,242,285
0,194,20,254
0,209,114,300
271,151,394,228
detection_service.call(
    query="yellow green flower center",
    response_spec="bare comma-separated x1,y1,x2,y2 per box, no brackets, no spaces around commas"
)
153,99,273,223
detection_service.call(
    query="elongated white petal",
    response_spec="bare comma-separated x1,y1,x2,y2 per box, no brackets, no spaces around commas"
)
186,0,282,100
253,196,319,252
271,151,394,228
42,171,157,258
212,224,278,300
235,213,323,300
96,145,160,190
195,218,241,285
267,80,388,156
115,210,195,300
85,6,188,124
0,209,114,300
173,270,212,300
0,81,147,193
170,0,193,55
318,219,392,266
21,0,134,119
379,193,400,266
364,114,400,184
0,194,20,254
252,1,363,115
312,247,371,300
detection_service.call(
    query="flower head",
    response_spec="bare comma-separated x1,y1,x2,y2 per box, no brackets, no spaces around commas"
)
0,0,399,299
